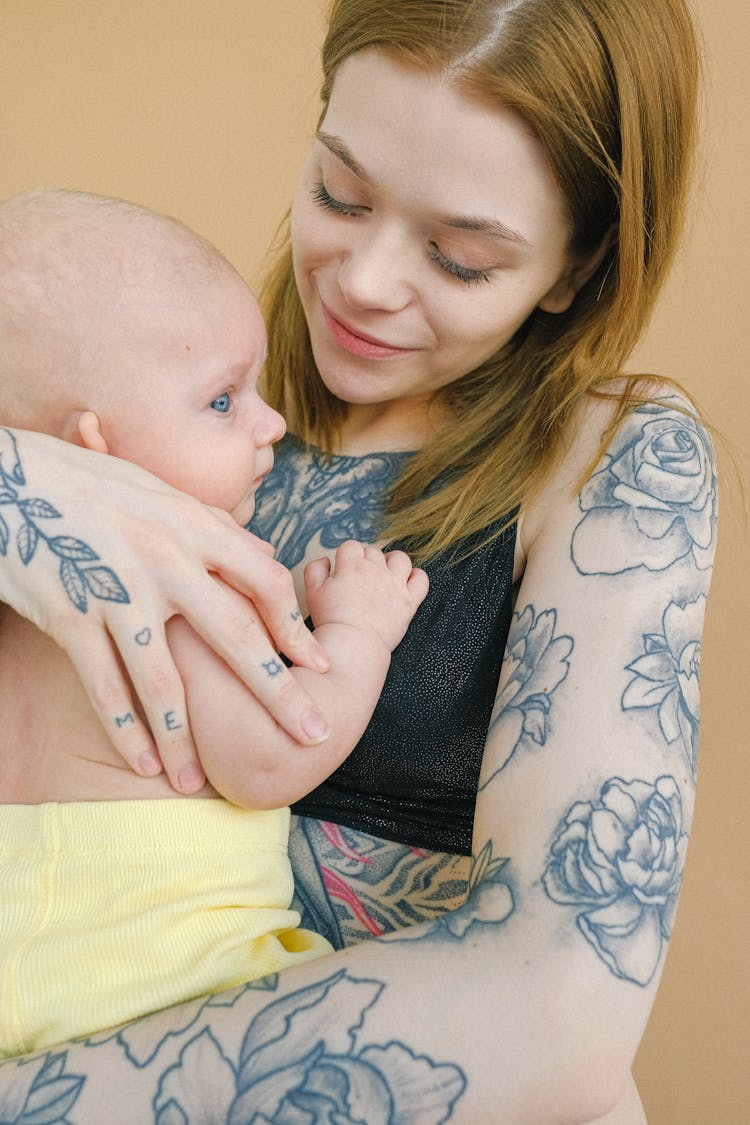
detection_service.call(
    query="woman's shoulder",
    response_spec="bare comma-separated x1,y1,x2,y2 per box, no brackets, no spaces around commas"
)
518,376,715,559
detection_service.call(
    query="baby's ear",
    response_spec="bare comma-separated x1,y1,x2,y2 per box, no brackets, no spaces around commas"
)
68,410,110,454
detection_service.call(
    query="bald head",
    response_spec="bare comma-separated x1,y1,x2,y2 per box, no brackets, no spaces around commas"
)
0,189,240,434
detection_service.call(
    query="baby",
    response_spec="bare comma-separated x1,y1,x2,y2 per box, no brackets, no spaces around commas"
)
0,189,427,1055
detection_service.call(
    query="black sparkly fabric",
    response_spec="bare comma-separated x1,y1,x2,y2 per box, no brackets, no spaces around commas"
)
292,518,517,855
251,435,517,857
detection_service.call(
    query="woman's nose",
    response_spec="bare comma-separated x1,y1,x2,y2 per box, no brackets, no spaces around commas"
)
337,223,413,312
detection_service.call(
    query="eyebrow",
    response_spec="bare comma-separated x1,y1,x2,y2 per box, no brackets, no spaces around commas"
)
317,130,370,181
316,129,531,248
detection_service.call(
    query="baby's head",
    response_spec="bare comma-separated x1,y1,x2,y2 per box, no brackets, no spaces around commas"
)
0,189,285,524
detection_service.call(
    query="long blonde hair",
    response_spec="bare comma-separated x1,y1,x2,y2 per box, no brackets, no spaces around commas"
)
262,0,700,560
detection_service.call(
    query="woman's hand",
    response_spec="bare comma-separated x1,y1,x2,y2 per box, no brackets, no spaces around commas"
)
0,428,331,792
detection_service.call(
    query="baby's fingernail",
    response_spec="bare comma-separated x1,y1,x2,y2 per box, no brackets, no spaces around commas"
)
301,710,329,743
178,764,205,792
138,751,162,776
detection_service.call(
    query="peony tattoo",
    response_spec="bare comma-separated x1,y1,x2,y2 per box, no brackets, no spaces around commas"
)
150,971,466,1125
571,403,717,575
543,776,687,986
622,596,705,777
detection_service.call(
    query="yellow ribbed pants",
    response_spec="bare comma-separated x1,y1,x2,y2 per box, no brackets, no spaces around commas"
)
0,798,332,1056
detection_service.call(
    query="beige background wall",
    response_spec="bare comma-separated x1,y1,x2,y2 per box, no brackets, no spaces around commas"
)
1,3,747,1121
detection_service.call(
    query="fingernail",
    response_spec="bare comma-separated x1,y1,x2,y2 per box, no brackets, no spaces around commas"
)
301,710,329,742
312,646,330,671
138,751,162,776
178,764,205,793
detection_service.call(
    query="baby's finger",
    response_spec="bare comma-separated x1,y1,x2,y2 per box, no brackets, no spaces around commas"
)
384,549,415,577
304,555,332,595
333,539,367,562
407,566,430,604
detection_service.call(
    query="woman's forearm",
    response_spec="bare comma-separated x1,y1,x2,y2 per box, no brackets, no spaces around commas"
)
0,902,642,1125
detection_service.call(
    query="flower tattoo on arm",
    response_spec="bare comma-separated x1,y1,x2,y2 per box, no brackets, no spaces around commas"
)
481,604,573,785
2,972,467,1124
571,403,717,576
543,775,687,986
622,595,704,777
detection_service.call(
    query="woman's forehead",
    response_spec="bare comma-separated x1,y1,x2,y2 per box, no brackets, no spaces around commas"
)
322,50,569,242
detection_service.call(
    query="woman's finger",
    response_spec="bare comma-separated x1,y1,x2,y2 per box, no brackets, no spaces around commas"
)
163,573,331,747
102,617,207,792
201,517,330,672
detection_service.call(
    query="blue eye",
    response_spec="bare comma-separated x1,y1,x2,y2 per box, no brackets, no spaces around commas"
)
210,392,232,413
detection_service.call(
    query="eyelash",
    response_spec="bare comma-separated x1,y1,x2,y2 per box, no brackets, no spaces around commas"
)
427,246,491,287
311,182,361,216
311,181,492,287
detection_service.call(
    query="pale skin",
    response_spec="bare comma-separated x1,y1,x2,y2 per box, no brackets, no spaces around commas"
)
0,230,427,809
0,52,714,1125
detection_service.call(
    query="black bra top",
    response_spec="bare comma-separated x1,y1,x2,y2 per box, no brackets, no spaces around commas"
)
250,435,517,856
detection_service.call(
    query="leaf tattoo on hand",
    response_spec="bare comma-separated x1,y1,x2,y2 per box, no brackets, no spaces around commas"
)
0,428,129,612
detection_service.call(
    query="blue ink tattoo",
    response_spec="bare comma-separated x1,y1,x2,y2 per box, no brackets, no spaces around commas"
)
249,434,411,568
9,972,466,1123
0,428,130,613
164,711,182,731
262,658,284,678
152,971,466,1123
622,595,704,777
481,604,573,785
135,628,152,646
0,1052,84,1124
543,775,687,986
115,712,136,728
571,403,717,575
290,607,302,622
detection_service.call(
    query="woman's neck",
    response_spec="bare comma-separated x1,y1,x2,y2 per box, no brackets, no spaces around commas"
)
336,395,450,456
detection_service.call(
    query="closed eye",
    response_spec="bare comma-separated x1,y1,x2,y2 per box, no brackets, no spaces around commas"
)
311,181,365,216
428,244,492,286
313,179,492,286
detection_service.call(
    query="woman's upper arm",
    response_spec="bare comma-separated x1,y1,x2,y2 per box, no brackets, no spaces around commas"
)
471,394,717,1093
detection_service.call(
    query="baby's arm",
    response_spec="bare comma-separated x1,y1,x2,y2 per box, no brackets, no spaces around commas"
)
166,541,428,808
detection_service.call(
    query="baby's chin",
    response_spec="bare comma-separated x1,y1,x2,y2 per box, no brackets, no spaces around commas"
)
229,496,256,528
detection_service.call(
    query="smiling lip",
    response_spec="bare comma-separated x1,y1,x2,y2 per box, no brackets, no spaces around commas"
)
322,305,416,359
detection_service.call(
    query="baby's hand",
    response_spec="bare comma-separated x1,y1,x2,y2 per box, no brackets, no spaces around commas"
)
304,541,428,653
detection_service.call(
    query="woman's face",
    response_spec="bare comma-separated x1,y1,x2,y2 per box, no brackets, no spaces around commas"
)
291,49,579,414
